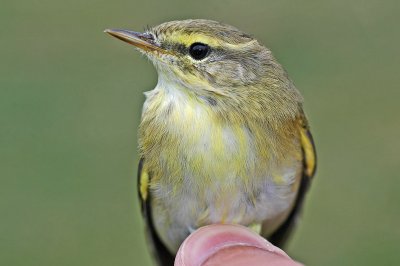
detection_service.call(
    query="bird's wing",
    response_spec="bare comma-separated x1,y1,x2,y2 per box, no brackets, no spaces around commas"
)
268,114,317,247
138,159,175,266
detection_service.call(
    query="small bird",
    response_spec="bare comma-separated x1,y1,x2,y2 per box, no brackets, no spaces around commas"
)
105,19,316,266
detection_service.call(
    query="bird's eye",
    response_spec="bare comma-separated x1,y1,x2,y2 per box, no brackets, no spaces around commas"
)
189,43,210,60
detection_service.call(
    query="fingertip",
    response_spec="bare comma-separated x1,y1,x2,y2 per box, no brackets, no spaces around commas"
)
175,224,298,266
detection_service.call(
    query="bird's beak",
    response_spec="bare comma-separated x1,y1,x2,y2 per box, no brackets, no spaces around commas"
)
104,29,166,53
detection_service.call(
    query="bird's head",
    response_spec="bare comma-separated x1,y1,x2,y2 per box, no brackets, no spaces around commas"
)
106,20,273,93
105,19,301,119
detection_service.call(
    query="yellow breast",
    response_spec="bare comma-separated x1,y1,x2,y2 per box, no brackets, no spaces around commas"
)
140,84,256,186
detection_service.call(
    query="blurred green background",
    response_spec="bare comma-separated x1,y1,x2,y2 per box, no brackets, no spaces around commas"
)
1,0,399,265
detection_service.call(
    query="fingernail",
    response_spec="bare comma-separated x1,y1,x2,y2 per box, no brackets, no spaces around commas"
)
175,224,290,266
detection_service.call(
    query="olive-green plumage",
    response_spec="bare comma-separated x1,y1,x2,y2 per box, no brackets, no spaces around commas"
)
105,19,316,266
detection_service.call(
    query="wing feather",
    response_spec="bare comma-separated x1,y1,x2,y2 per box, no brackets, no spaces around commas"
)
138,159,175,266
268,115,317,247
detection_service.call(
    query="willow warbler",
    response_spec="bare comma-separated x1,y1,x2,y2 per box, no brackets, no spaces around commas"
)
105,19,316,265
